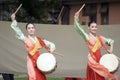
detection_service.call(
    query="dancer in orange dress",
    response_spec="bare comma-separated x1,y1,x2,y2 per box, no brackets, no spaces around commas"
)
74,9,118,80
10,13,56,80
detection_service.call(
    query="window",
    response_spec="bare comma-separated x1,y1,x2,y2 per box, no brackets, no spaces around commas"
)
100,3,109,25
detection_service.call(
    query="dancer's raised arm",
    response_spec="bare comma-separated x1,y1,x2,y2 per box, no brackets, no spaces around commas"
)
10,13,25,42
74,5,88,41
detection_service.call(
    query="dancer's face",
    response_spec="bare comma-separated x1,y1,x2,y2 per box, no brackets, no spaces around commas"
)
26,24,35,36
88,22,97,34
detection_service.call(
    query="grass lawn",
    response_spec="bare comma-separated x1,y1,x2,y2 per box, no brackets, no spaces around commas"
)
14,77,64,80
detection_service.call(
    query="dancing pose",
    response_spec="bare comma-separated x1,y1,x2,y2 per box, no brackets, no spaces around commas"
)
10,13,56,80
74,9,118,80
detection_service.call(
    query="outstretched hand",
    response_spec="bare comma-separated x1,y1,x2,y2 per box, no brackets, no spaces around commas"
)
75,11,80,18
11,13,16,21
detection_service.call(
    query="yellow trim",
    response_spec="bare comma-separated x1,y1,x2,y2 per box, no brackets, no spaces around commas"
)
30,37,39,55
92,37,100,52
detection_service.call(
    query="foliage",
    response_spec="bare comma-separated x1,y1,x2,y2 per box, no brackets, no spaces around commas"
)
16,0,61,24
0,0,61,24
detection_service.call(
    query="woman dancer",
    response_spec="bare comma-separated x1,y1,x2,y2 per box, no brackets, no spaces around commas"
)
74,9,118,80
10,13,56,80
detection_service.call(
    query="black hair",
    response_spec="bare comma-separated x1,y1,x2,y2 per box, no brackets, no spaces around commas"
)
25,23,35,30
88,21,96,27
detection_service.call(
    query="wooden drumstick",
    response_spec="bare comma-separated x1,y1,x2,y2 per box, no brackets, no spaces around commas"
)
53,52,64,57
57,6,64,20
14,4,22,14
77,4,85,13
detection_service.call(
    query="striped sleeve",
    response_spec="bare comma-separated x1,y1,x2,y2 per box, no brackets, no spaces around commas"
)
74,16,88,41
103,37,114,46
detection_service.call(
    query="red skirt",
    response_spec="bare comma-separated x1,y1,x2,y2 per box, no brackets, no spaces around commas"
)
86,50,105,80
27,52,46,80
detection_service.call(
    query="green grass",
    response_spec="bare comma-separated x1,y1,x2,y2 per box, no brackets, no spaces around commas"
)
14,77,27,80
47,77,64,80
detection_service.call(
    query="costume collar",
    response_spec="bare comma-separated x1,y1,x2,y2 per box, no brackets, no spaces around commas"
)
89,33,97,40
28,35,36,43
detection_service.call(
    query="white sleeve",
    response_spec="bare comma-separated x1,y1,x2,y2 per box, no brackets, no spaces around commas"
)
43,39,56,53
11,20,25,42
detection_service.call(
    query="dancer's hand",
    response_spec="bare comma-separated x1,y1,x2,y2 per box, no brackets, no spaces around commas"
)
107,42,114,54
11,13,16,21
75,11,80,18
107,50,113,54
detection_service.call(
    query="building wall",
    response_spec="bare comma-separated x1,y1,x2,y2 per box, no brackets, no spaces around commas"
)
69,5,79,25
109,3,120,24
96,4,101,25
68,3,120,25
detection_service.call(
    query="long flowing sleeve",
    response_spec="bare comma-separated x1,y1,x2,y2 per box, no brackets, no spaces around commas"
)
11,20,25,42
74,16,88,41
43,39,56,53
